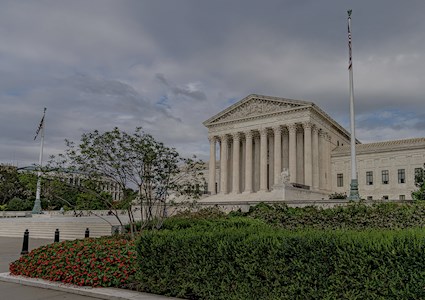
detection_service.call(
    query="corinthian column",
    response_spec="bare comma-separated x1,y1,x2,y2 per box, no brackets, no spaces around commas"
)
244,130,253,193
260,128,268,191
273,126,282,185
303,122,312,187
312,126,319,190
326,133,332,191
232,132,241,194
219,134,228,194
319,130,326,190
208,136,216,195
288,124,297,183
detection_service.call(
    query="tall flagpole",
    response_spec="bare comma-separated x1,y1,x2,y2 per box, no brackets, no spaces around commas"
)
32,108,46,214
347,10,360,200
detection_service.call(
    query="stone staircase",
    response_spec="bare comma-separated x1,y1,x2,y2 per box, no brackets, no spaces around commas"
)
0,216,131,240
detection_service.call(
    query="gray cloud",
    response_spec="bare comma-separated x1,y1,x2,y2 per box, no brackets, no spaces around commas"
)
156,73,207,101
1,0,425,166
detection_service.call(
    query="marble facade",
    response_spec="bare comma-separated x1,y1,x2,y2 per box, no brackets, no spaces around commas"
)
203,94,425,201
203,94,352,200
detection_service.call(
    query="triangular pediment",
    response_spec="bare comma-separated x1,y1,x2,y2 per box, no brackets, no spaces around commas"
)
204,94,313,126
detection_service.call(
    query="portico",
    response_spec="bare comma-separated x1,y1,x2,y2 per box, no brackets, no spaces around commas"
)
203,94,352,199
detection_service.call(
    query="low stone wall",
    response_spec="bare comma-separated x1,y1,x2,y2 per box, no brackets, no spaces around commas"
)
0,211,30,218
0,209,133,219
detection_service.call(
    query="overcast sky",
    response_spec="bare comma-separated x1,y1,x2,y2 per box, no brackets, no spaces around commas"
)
1,0,425,166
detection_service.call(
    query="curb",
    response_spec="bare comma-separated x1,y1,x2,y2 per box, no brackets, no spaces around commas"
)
0,272,180,300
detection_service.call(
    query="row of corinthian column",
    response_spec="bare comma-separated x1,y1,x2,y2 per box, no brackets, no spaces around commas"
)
208,122,332,195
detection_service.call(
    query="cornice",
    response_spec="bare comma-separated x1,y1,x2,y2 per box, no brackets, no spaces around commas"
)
332,137,425,157
204,94,356,143
203,94,313,126
207,106,312,129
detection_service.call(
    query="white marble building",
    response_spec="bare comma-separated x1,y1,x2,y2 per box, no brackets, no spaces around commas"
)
203,94,425,201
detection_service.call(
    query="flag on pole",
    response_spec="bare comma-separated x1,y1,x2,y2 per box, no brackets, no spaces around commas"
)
347,10,353,70
34,108,47,140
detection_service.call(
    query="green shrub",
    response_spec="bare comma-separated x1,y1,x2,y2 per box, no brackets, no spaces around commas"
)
245,201,425,230
126,206,228,232
329,192,347,199
6,197,33,211
136,225,425,299
173,206,226,219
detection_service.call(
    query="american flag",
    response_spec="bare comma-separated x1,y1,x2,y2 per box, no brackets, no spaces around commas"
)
348,10,353,70
34,108,46,140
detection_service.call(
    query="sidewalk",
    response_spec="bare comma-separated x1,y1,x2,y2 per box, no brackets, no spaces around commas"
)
0,236,181,300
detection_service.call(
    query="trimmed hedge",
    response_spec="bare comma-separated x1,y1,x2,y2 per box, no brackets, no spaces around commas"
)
244,201,425,230
136,222,425,299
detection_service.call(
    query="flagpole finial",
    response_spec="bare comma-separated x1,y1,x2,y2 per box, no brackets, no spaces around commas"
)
347,9,352,17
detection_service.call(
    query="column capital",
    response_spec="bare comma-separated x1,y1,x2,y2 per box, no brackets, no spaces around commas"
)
312,125,320,134
244,130,253,139
287,123,297,133
232,132,241,141
208,135,216,143
272,125,282,133
302,122,313,130
259,128,268,137
319,130,327,138
325,133,331,142
219,133,229,141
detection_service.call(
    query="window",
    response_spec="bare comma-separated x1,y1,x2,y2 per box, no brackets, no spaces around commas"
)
415,168,423,182
337,173,343,187
398,169,405,184
382,195,389,200
366,171,373,185
382,170,389,184
367,196,373,200
399,195,405,200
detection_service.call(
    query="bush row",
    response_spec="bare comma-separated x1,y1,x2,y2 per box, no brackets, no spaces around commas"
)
136,221,425,300
242,201,425,230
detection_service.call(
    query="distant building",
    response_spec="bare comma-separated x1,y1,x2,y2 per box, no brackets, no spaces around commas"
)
17,165,123,201
203,94,424,201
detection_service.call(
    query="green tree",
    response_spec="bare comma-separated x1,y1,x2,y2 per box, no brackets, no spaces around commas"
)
50,127,205,236
412,164,425,200
6,197,33,211
0,165,21,204
16,171,37,201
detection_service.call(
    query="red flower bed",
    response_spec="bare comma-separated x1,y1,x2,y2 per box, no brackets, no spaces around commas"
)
10,236,136,287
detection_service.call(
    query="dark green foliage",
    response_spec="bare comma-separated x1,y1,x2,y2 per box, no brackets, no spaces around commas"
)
6,197,33,211
136,222,425,300
329,192,347,199
244,201,425,230
173,206,226,220
412,164,425,200
126,207,240,232
0,166,22,204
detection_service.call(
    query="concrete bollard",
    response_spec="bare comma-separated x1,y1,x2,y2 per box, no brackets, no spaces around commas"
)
54,228,60,243
21,229,29,255
85,228,90,238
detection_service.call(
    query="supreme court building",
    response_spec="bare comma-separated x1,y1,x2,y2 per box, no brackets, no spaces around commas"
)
203,94,425,201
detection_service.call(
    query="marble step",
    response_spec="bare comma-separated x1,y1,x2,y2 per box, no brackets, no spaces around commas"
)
0,216,130,239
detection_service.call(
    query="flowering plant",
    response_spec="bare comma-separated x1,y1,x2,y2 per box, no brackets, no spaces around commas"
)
10,236,136,287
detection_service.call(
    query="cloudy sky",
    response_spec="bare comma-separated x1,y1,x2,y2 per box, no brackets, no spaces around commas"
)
1,0,425,166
